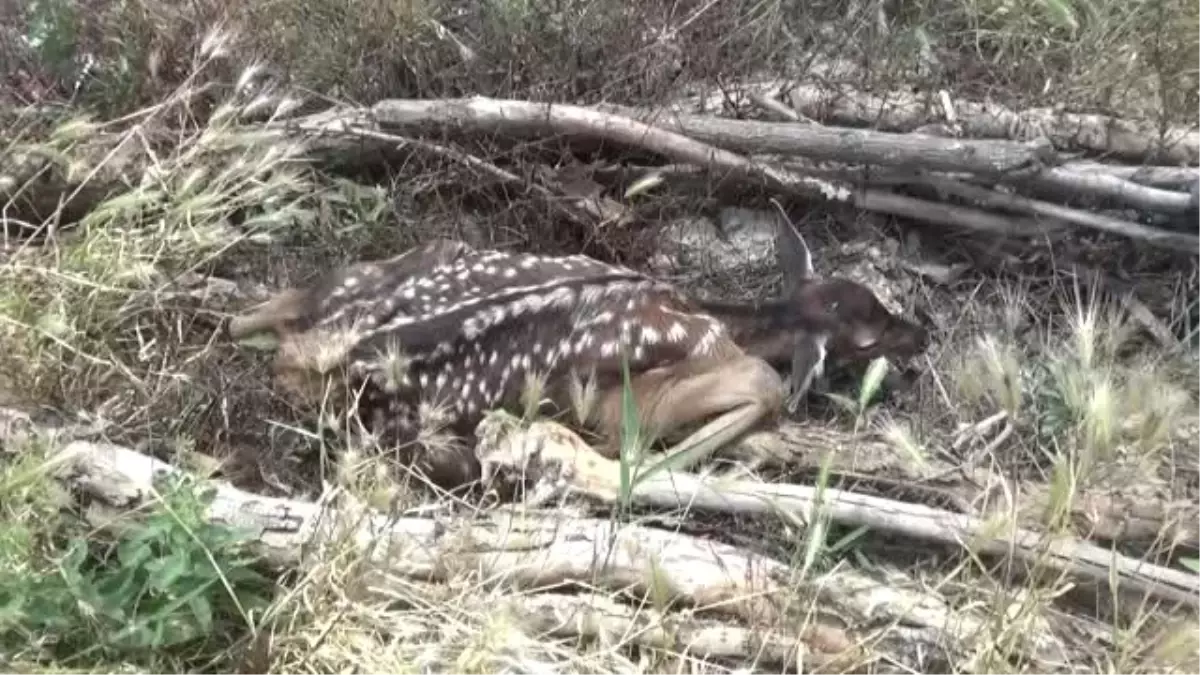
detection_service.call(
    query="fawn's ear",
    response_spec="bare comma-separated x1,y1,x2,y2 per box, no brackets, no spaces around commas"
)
775,212,816,298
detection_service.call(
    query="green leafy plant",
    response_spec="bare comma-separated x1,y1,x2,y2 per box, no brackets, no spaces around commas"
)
0,470,275,668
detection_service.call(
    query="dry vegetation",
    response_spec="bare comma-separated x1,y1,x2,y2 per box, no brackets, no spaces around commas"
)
1,0,1198,672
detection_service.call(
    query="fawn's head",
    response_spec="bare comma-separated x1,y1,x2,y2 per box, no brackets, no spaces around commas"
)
775,217,929,363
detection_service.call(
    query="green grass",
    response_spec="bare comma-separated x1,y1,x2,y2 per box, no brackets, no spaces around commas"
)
0,438,274,672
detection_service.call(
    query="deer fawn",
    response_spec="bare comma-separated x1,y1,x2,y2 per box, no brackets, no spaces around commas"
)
761,217,929,412
228,218,928,489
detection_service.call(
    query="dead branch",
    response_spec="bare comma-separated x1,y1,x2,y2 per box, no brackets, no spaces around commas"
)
291,98,851,202
612,162,1065,239
1033,166,1195,214
738,421,1200,557
853,188,1064,239
709,81,1199,166
1065,163,1200,188
591,101,1058,175
468,421,1081,670
476,415,1200,611
613,161,1196,252
6,95,1192,258
0,406,1088,671
506,592,841,671
761,81,1200,212
772,154,1195,218
919,174,1199,250
26,430,904,669
395,131,624,228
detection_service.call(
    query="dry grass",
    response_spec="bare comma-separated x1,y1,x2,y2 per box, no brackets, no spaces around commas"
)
1,0,1198,672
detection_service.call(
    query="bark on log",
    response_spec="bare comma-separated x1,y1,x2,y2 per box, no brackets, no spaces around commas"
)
294,98,851,202
26,432,989,671
703,81,1200,166
475,414,1200,611
6,95,1194,253
1066,163,1200,188
0,406,1093,671
588,101,1058,176
735,420,1200,553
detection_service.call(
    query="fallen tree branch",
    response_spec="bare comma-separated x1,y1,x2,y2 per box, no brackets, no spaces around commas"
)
676,83,1200,214
7,95,1191,255
758,153,1196,218
476,415,1200,611
609,162,1066,239
853,188,1064,239
27,432,919,670
608,161,1194,252
385,129,625,229
701,81,1199,166
0,407,1087,671
1065,163,1200,188
507,592,841,671
919,174,1199,251
1033,166,1194,214
592,101,1058,175
737,421,1200,559
290,98,851,202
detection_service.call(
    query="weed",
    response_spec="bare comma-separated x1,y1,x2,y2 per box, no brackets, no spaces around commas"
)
0,442,274,670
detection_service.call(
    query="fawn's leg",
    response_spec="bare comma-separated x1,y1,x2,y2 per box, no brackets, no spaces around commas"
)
592,354,785,472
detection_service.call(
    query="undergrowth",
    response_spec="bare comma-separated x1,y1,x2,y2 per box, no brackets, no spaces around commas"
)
0,438,274,671
0,0,1197,673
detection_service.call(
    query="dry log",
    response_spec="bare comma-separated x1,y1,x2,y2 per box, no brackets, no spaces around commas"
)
739,422,1200,556
292,98,851,202
702,81,1199,166
475,414,1200,611
650,85,1197,214
918,174,1198,250
0,407,1089,671
1065,163,1200,188
23,431,944,670
588,101,1057,176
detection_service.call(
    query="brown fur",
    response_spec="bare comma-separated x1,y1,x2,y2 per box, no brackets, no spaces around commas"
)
228,233,929,490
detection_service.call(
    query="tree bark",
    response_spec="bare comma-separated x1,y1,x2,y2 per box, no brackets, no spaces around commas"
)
476,414,1200,611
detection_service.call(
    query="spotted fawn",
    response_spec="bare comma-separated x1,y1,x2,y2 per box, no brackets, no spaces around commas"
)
228,219,929,488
